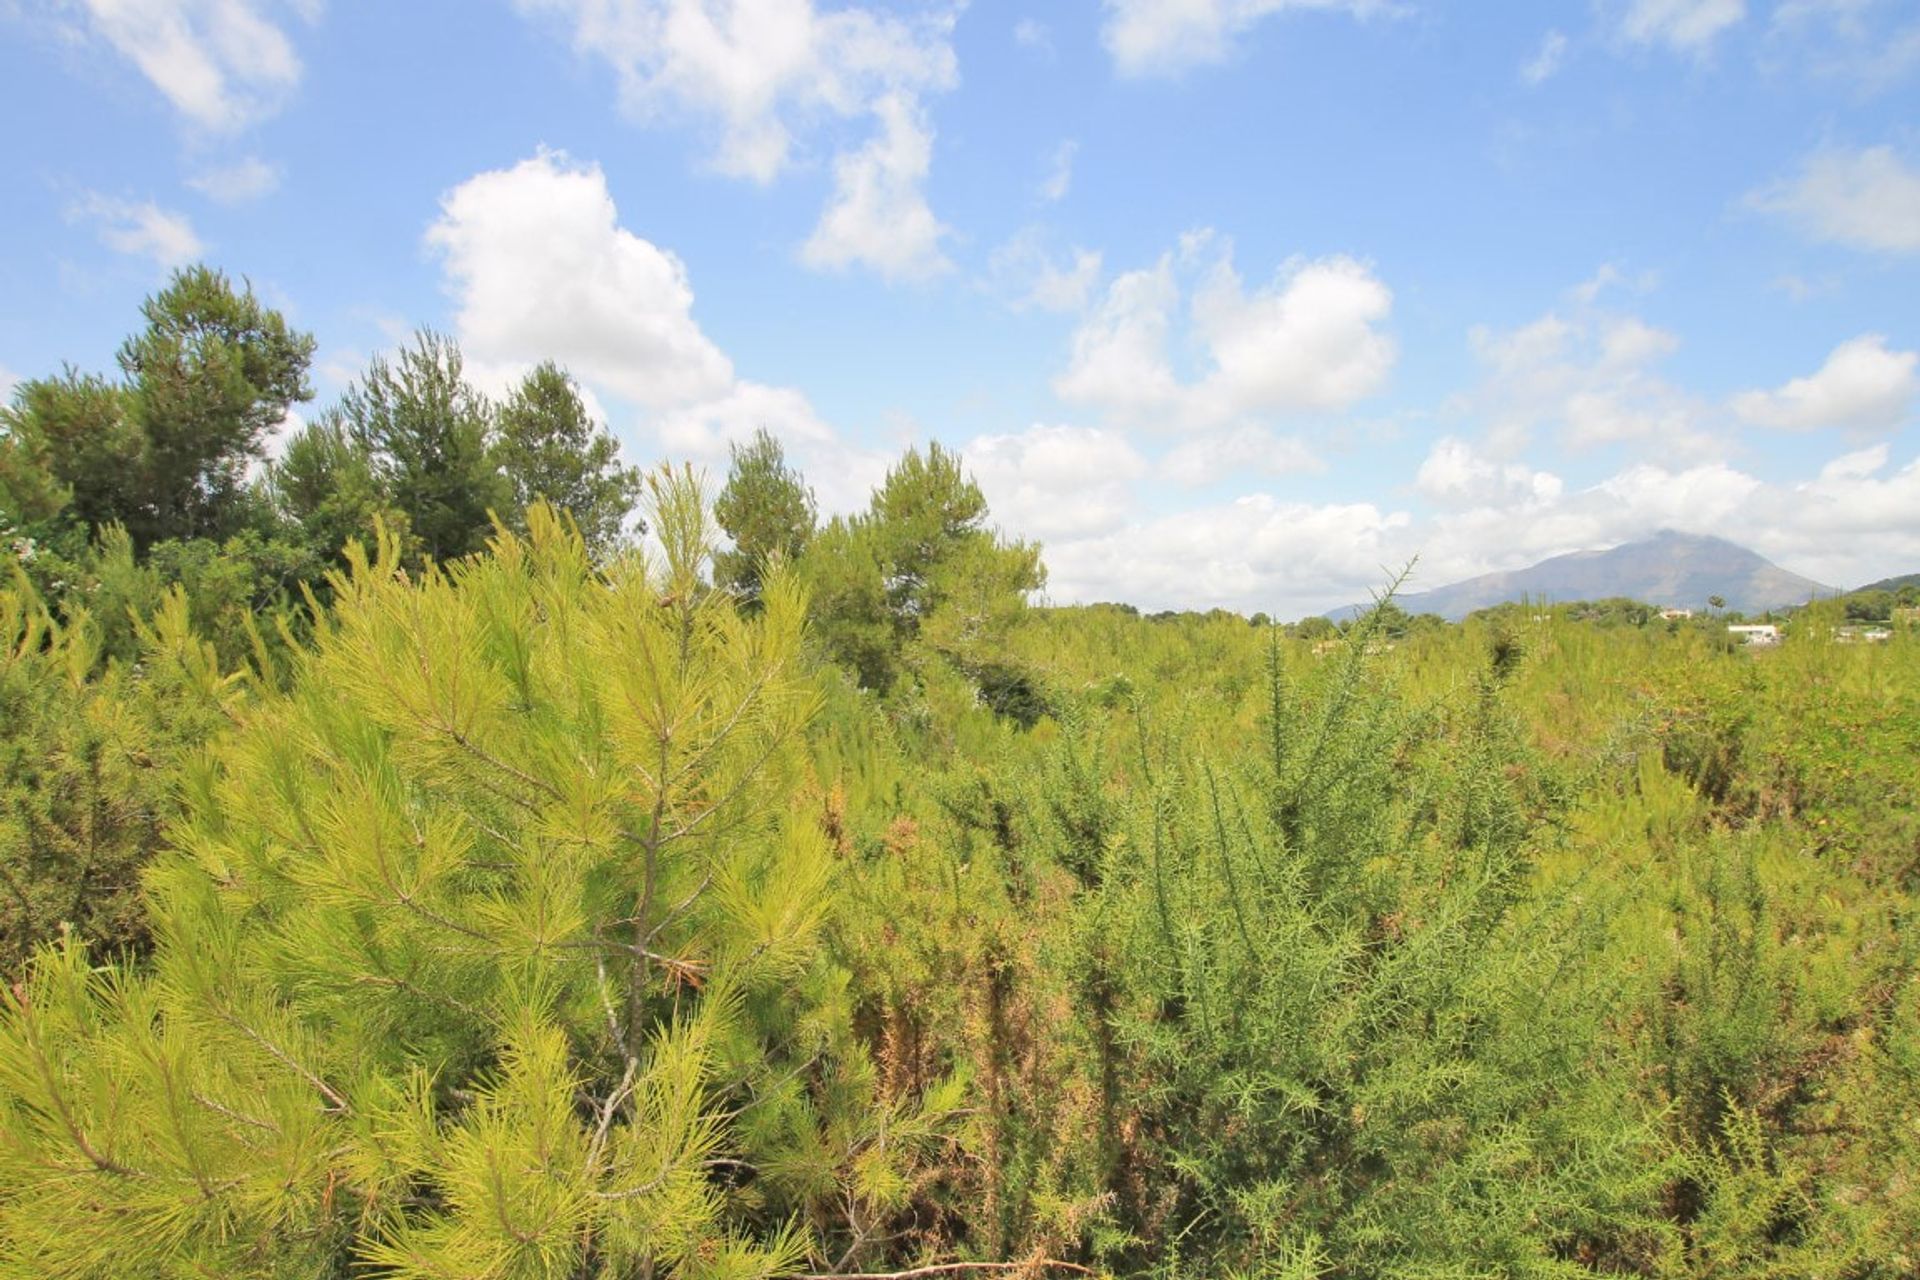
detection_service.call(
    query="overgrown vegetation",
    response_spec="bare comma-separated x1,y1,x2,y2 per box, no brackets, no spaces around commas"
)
2,269,1917,1278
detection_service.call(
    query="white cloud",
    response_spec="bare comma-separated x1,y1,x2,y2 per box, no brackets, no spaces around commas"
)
69,193,204,267
1055,237,1395,429
1764,447,1920,586
987,230,1102,313
65,0,304,132
1570,261,1658,305
1012,16,1051,53
1040,139,1077,203
1102,0,1383,78
1770,274,1835,302
1193,251,1396,417
426,150,889,508
1415,437,1563,508
1404,447,1920,605
1731,334,1918,432
1768,2,1920,92
980,426,1920,614
1161,425,1322,486
1039,493,1411,615
1619,0,1746,51
1751,145,1920,253
1520,29,1567,84
963,424,1147,541
427,151,734,408
800,92,950,280
1615,451,1920,590
1462,303,1715,458
517,0,958,282
654,379,833,456
1055,254,1184,413
656,382,894,514
188,155,280,203
518,0,957,182
0,365,19,407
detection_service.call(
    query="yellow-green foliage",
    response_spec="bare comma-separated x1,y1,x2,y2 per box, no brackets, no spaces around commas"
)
809,599,1920,1277
0,481,875,1278
4,491,1919,1278
0,567,240,968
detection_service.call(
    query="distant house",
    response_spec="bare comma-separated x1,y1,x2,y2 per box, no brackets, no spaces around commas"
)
1727,624,1780,647
1659,608,1694,620
1836,626,1893,645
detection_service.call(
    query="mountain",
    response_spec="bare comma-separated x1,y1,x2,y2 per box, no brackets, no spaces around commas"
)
1855,573,1920,593
1342,530,1837,622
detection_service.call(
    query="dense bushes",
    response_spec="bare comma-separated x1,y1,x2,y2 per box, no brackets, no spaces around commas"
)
4,268,1918,1278
4,502,1918,1275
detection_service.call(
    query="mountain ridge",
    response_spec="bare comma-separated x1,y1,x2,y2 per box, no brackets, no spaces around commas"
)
1336,530,1836,622
1855,572,1920,594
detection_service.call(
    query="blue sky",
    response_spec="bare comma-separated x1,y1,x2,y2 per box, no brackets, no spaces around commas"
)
3,0,1918,615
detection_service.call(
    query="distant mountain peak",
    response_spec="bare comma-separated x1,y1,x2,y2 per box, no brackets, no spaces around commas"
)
1337,531,1836,622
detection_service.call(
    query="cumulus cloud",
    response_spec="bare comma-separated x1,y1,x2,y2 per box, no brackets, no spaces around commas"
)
69,193,204,267
1731,334,1918,432
518,0,956,181
427,150,877,503
188,156,280,203
1102,0,1384,78
1520,29,1567,85
1750,145,1920,253
1618,0,1746,51
1054,236,1395,429
1402,445,1920,607
64,0,304,132
1415,437,1563,508
1192,251,1396,418
652,379,893,513
517,0,958,281
962,424,1147,541
800,92,950,280
1599,450,1920,591
1461,303,1714,458
1162,425,1322,487
1039,494,1412,616
987,230,1102,313
968,417,1920,614
427,151,735,408
1054,254,1184,414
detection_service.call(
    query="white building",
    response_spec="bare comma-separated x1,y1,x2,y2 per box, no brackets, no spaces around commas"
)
1727,624,1780,647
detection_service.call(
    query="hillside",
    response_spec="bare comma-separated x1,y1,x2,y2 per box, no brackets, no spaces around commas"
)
1347,530,1835,621
1856,572,1920,593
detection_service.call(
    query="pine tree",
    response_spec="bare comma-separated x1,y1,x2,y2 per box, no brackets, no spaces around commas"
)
0,472,842,1277
0,267,314,550
268,409,411,569
713,429,817,609
119,266,316,546
0,569,240,969
494,362,641,558
338,331,507,564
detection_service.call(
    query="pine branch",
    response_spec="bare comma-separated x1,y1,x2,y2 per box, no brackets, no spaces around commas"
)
208,1004,350,1115
786,1263,1095,1280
